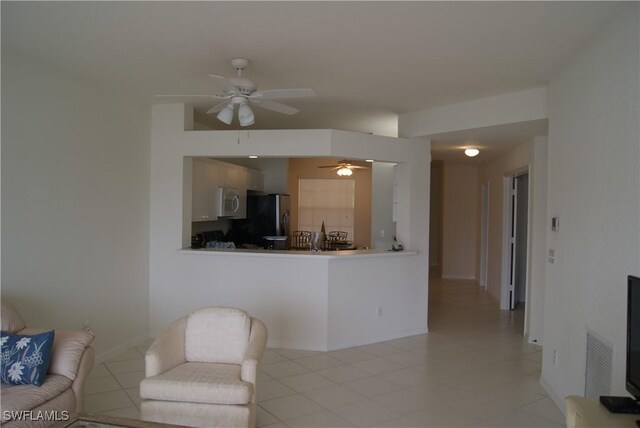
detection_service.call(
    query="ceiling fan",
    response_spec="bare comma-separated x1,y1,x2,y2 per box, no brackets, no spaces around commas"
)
157,57,315,127
317,160,369,176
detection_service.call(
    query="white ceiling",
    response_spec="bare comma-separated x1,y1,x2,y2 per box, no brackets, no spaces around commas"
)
2,2,621,148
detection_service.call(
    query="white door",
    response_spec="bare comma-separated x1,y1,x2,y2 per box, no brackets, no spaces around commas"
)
480,183,489,288
508,176,518,310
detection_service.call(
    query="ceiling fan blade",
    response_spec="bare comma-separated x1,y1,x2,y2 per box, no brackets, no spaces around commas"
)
209,74,239,95
317,165,340,169
250,88,316,100
207,102,230,114
348,165,369,169
155,94,216,97
251,100,299,115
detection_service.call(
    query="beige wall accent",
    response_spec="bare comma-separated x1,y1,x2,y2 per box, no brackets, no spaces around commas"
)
441,162,478,279
288,158,372,248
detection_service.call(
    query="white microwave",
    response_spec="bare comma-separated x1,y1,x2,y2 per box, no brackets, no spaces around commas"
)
217,187,240,217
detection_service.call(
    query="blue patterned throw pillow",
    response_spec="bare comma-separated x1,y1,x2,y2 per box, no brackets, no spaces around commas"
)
1,330,55,386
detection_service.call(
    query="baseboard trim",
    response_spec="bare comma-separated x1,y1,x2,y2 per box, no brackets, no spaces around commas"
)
540,374,566,415
94,335,150,365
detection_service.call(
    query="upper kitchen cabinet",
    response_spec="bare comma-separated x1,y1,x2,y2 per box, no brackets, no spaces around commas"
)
192,159,219,222
218,163,245,188
247,169,264,192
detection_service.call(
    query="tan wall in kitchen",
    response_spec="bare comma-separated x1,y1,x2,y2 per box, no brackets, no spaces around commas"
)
288,158,372,247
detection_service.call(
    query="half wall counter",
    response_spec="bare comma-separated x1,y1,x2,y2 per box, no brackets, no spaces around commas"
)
166,247,426,351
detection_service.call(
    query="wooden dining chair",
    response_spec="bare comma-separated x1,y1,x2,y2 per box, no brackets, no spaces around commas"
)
290,230,311,250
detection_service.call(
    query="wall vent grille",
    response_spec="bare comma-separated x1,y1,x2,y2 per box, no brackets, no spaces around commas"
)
584,330,613,398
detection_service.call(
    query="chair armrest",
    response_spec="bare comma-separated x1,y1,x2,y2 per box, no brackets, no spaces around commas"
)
241,317,267,384
20,327,94,380
145,316,187,377
71,346,95,413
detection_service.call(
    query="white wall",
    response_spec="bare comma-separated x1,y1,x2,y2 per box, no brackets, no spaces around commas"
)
542,5,640,408
1,51,150,358
399,87,547,138
527,136,548,345
371,162,396,250
149,104,431,349
441,162,478,280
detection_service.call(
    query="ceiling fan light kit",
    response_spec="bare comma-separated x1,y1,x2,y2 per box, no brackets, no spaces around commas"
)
337,167,353,176
465,148,480,157
318,159,369,176
157,57,315,127
216,104,235,125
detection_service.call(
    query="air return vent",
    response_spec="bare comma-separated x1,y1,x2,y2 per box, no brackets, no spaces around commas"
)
584,330,613,398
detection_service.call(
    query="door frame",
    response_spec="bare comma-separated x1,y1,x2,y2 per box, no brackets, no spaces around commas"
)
479,182,489,288
500,166,531,311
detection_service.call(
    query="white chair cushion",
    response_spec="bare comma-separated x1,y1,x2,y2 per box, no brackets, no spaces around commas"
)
140,362,252,405
185,307,250,364
0,375,72,421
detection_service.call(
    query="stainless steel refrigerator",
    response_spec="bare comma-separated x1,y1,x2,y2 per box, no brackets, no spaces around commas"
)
235,193,290,248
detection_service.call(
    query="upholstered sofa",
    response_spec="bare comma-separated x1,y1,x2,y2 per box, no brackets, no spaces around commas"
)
1,301,95,427
140,307,267,428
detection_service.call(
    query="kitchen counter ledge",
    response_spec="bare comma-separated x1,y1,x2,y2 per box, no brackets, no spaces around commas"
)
178,247,418,259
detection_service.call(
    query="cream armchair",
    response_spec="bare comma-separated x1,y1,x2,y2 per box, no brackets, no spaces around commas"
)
0,301,95,428
140,307,267,428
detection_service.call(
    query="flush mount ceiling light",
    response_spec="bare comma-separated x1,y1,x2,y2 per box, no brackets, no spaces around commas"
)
464,148,480,157
337,167,353,176
248,155,258,159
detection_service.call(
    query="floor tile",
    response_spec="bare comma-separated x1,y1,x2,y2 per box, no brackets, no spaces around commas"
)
279,372,336,393
104,348,144,363
257,405,279,427
272,348,320,360
98,405,141,419
519,397,565,425
84,390,135,414
263,350,289,364
383,351,427,368
358,343,403,357
328,348,377,364
259,394,324,421
105,359,145,375
286,410,355,427
484,409,564,428
261,361,310,378
373,416,427,427
332,399,401,427
303,384,364,409
352,358,404,375
84,375,121,395
124,387,141,409
258,379,298,401
372,389,442,415
406,407,478,428
114,370,145,389
88,364,111,379
296,354,344,371
316,365,369,383
342,376,405,398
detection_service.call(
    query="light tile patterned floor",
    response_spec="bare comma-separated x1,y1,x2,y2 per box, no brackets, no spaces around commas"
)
84,278,565,427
